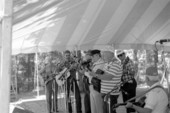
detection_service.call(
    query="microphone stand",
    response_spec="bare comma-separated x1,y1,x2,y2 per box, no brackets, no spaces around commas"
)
103,79,134,112
104,79,132,102
58,69,70,113
103,82,127,113
65,70,77,113
64,76,68,113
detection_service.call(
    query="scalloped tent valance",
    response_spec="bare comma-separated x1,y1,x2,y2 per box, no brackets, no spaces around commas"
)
12,0,170,55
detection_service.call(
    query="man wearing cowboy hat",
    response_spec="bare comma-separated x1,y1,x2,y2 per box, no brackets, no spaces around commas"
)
100,49,122,113
116,50,137,113
126,66,168,113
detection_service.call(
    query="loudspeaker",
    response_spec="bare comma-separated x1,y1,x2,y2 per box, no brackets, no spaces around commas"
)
10,105,33,113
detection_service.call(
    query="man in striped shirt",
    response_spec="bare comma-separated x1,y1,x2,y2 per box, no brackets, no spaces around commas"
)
97,50,122,113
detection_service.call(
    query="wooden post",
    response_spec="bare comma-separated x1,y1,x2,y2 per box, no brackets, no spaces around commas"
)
0,0,13,113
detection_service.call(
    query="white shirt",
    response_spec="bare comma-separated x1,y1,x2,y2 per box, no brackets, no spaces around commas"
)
92,58,105,73
85,58,104,83
144,82,168,113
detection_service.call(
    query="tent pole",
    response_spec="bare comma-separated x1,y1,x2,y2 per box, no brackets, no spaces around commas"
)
0,0,13,113
35,52,39,97
15,56,18,96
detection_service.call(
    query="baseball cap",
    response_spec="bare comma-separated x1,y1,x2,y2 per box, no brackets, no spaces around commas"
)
145,66,159,81
90,49,101,56
146,66,158,76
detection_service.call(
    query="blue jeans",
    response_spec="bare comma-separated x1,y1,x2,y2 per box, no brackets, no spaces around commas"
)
45,79,58,113
66,76,82,113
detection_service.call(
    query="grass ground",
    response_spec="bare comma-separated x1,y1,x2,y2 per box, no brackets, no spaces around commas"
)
10,86,169,113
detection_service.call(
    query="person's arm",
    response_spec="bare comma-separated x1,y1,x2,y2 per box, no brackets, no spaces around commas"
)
126,91,158,113
126,102,152,113
127,60,135,76
85,69,113,80
98,62,122,80
57,61,66,72
97,71,114,80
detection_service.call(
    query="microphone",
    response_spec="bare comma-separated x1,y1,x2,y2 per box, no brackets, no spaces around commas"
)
156,39,170,44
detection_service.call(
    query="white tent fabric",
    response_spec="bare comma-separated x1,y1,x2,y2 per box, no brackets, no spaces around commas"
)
12,0,170,55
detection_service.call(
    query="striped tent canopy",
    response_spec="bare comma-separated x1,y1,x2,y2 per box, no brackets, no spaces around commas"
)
12,0,170,55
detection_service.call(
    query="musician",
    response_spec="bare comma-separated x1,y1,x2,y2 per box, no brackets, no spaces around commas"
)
84,49,104,113
39,52,59,113
126,66,168,113
116,50,137,113
78,50,92,113
59,50,82,113
99,50,122,113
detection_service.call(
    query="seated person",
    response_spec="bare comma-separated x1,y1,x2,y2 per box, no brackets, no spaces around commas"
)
126,66,168,113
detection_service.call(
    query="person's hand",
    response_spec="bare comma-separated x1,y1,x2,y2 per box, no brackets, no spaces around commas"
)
79,69,85,74
84,71,91,77
126,102,133,108
89,71,97,77
66,72,70,78
84,71,92,82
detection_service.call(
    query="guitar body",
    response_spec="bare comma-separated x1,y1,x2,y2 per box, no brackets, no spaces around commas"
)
56,79,64,86
55,68,70,86
84,68,101,93
91,77,101,92
44,73,57,85
134,96,146,107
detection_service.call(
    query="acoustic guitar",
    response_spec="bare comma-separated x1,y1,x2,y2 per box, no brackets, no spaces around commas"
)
55,63,76,86
112,85,165,111
84,69,102,93
55,68,68,86
44,74,57,85
112,96,146,110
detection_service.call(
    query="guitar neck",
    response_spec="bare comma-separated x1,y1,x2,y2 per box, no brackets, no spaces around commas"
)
57,68,68,79
112,103,126,109
126,85,163,102
112,101,145,110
